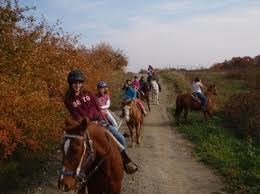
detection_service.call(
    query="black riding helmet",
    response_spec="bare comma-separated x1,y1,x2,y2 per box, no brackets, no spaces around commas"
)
67,69,85,84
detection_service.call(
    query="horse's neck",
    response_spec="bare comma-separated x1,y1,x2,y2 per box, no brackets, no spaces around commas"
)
205,91,214,99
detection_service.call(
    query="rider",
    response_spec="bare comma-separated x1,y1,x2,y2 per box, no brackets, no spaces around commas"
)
64,69,138,174
131,76,140,91
96,80,118,128
139,76,146,92
147,65,154,76
152,69,162,92
192,77,207,111
122,79,147,115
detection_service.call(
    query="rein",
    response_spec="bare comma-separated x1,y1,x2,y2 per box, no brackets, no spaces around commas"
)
60,130,112,190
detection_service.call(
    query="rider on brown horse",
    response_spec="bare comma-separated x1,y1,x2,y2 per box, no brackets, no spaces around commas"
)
122,79,147,115
192,77,207,111
64,70,138,175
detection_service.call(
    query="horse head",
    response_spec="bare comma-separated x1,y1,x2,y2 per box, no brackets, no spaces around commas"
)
122,100,132,122
206,84,217,96
58,117,95,192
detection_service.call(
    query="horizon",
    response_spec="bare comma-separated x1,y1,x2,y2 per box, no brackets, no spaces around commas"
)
22,0,260,72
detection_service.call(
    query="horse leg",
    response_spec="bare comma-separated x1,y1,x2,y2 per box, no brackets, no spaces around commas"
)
207,110,213,119
127,123,134,147
146,94,151,111
153,92,156,104
184,108,189,123
136,122,141,145
156,90,159,104
130,127,135,148
175,106,183,125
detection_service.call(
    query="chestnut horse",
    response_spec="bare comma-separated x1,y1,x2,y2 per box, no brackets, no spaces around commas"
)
138,81,151,111
175,84,217,124
122,100,144,147
58,118,124,194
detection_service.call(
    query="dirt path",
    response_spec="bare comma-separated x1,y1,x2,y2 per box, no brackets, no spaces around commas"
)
32,79,224,194
121,79,224,194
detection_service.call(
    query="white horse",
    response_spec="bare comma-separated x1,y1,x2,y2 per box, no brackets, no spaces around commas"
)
150,80,159,105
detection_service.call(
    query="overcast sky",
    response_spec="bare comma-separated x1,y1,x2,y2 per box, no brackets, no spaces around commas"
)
22,0,260,72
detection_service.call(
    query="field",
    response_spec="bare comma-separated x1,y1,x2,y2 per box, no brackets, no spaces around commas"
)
161,69,260,193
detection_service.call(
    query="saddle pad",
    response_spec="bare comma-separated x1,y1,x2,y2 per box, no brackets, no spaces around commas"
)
191,94,201,103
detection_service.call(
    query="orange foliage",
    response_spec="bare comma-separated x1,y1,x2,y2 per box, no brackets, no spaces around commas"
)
0,119,21,159
210,56,255,70
0,1,128,159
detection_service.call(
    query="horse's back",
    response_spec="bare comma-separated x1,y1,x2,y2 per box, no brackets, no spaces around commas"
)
176,93,191,105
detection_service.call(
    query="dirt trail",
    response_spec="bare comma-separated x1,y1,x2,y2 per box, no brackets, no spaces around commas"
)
32,80,224,194
121,79,224,194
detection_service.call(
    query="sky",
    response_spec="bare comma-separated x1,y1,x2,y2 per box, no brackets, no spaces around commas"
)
21,0,260,72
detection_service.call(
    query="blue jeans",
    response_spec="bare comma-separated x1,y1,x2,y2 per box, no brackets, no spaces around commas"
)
195,92,207,108
108,125,126,148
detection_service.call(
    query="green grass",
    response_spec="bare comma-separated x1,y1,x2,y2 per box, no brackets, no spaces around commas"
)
174,112,260,193
161,69,260,193
160,71,190,93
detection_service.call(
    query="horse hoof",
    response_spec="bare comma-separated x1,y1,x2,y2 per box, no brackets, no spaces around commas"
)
123,133,130,138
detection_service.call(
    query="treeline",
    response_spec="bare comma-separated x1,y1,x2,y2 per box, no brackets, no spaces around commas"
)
0,0,127,187
210,55,260,70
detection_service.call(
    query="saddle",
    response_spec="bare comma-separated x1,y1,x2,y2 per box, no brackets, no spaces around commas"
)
191,93,201,104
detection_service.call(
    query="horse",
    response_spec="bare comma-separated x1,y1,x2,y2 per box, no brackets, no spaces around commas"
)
174,84,217,124
122,100,144,147
58,118,124,194
150,80,159,105
138,81,151,111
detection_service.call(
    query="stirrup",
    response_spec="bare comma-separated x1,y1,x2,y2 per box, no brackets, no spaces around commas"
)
124,161,138,174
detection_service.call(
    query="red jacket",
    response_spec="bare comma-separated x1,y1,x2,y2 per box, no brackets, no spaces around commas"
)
64,91,105,122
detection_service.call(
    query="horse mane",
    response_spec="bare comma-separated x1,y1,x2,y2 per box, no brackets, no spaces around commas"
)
205,84,215,96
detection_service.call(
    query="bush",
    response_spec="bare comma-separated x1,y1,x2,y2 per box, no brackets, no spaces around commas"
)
224,91,260,143
0,1,128,191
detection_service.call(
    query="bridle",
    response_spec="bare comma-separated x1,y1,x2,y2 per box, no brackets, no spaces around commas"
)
60,129,104,190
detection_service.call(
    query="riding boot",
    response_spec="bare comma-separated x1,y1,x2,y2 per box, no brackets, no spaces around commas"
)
121,150,138,174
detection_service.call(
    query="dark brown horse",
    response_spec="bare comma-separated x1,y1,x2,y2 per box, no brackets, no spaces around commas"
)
58,118,124,194
175,84,217,124
122,100,144,147
138,81,151,111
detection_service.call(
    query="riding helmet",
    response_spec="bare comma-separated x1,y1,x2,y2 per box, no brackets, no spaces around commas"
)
97,80,108,88
67,69,85,84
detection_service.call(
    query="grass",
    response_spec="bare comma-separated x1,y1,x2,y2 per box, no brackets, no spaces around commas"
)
175,112,260,193
161,69,260,193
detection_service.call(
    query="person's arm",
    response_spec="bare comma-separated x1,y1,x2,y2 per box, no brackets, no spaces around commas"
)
101,99,110,109
199,81,204,88
90,92,102,111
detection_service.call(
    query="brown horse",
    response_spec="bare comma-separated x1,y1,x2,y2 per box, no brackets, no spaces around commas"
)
138,81,151,111
175,84,217,124
58,118,124,194
122,100,144,147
